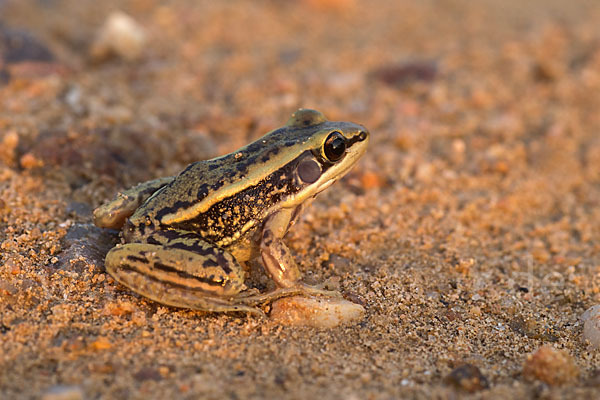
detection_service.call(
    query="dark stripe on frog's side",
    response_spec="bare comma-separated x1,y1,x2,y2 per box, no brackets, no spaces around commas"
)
139,230,235,274
152,261,226,285
125,255,148,264
119,263,227,290
124,254,227,286
197,183,210,199
154,199,196,224
153,229,204,241
146,236,162,246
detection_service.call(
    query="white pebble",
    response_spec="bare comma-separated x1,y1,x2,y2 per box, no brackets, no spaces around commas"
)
270,296,365,328
91,11,147,61
582,305,600,348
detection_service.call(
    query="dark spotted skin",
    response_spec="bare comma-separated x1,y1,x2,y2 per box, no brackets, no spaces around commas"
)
93,109,370,315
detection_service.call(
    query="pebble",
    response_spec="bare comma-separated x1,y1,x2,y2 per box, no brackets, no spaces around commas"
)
523,345,579,386
0,27,55,64
90,11,147,62
58,223,118,272
133,367,163,382
582,305,600,348
321,253,352,273
444,364,489,393
0,26,65,81
270,295,365,328
41,385,83,400
370,61,437,87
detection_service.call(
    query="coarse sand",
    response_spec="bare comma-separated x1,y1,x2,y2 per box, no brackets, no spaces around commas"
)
1,0,600,398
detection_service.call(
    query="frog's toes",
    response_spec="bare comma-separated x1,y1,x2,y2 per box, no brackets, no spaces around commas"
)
296,282,343,298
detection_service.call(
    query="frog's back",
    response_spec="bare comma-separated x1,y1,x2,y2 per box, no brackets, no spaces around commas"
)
127,126,305,243
128,158,227,227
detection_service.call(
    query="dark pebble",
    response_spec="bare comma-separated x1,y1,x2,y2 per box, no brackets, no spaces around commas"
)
133,367,162,382
586,370,600,387
66,202,93,219
0,67,9,84
58,223,118,272
322,253,352,273
0,27,54,64
444,364,489,393
371,61,437,87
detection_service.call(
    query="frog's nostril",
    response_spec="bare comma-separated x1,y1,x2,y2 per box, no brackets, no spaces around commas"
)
358,130,368,141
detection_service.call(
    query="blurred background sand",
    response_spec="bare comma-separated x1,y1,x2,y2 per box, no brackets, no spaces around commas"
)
1,0,600,398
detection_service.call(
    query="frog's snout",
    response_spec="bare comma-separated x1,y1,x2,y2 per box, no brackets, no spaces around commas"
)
347,126,370,148
358,129,369,141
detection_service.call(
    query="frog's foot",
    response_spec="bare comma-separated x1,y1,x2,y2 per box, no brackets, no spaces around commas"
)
294,282,343,298
94,176,174,229
105,240,265,316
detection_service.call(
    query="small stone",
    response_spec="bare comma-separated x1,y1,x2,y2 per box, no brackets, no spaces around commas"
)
0,280,18,296
89,336,112,351
0,27,55,64
371,61,437,87
510,315,540,338
0,131,19,166
359,171,384,190
41,385,83,400
523,345,579,386
65,202,93,219
582,305,600,348
0,27,65,81
103,300,135,316
585,370,600,387
58,223,118,272
415,163,435,183
20,152,44,169
0,68,9,84
90,11,147,62
133,367,163,382
444,364,489,393
321,253,352,273
270,296,365,328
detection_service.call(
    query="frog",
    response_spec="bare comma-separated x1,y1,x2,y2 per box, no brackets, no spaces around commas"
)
93,109,369,316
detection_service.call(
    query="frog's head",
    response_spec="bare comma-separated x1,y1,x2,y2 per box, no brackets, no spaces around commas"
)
280,109,370,206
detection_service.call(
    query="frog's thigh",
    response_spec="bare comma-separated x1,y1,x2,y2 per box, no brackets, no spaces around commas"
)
105,241,258,314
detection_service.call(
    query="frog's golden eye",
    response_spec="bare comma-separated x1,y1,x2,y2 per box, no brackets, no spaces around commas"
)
323,131,346,162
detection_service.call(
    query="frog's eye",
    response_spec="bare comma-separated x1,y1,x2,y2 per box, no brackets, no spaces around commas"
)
323,131,346,162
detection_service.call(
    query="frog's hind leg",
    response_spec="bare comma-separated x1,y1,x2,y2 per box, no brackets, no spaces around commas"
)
94,176,175,229
105,232,264,315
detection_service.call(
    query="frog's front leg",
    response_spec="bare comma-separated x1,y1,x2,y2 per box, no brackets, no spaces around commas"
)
105,230,264,315
259,209,341,298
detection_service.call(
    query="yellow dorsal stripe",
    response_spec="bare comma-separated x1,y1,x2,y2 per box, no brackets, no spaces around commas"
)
159,138,318,225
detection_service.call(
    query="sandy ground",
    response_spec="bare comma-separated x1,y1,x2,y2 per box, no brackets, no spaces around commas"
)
1,0,600,398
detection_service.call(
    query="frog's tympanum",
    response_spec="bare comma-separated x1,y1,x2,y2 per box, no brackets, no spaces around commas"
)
94,109,369,315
